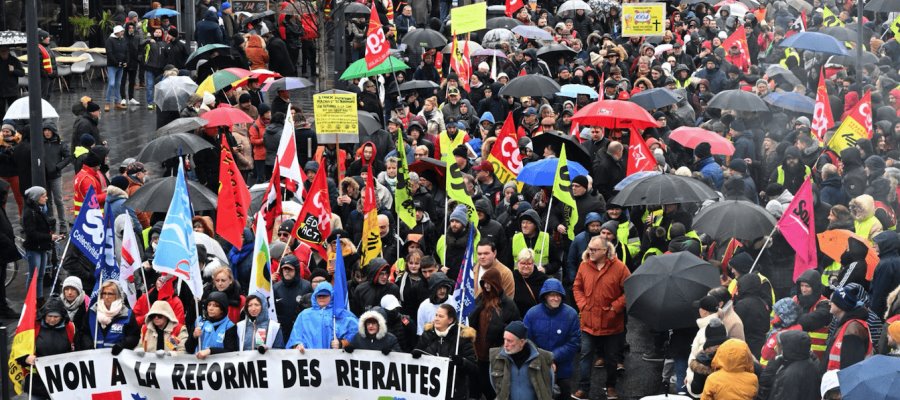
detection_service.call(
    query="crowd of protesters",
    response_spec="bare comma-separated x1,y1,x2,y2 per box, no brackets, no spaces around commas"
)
1,0,900,399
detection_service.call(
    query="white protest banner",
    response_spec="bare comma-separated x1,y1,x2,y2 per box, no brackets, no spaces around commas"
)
34,349,449,400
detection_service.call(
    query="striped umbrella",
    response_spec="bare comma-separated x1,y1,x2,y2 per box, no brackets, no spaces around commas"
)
195,68,252,95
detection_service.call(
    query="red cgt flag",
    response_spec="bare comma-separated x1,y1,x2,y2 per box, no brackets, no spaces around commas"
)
291,157,333,259
626,131,657,176
365,1,390,69
216,135,251,248
811,68,834,141
722,25,750,71
505,0,523,17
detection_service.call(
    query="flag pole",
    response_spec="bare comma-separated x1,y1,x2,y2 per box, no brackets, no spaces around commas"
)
93,269,102,349
539,194,554,270
48,235,73,297
140,267,152,312
27,365,33,400
747,226,778,275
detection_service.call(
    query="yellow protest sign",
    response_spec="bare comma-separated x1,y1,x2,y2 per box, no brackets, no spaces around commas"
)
621,3,666,37
313,93,359,144
450,2,487,34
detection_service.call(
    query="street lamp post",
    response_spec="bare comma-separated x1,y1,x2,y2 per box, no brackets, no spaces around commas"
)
26,0,46,189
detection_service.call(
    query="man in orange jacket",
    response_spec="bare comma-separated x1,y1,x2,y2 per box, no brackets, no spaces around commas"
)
73,149,107,218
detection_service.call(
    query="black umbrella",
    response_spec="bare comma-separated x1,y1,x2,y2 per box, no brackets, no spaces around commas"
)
399,80,440,91
630,88,681,111
865,0,900,11
625,252,721,331
819,26,856,42
137,133,216,162
242,10,275,27
343,2,371,15
693,200,777,241
0,31,27,46
611,174,718,206
536,43,576,61
486,17,521,30
401,28,448,49
156,117,208,136
829,51,878,66
530,131,592,167
707,89,769,112
124,176,218,212
185,44,232,69
498,75,561,98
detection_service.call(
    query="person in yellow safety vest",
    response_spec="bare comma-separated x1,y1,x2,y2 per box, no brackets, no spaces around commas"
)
849,194,883,245
641,226,668,264
436,119,469,162
769,147,810,195
779,47,800,70
792,270,832,361
726,252,775,310
37,29,56,100
511,209,558,275
604,204,641,259
667,222,703,258
598,221,637,271
822,286,873,371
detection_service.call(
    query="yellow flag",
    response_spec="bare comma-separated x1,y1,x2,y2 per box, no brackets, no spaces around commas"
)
8,272,38,394
361,162,382,267
395,129,417,229
552,147,578,240
891,14,900,38
822,7,844,27
445,160,481,265
827,91,872,153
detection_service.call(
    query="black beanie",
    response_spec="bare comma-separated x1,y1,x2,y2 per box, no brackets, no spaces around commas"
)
694,142,712,159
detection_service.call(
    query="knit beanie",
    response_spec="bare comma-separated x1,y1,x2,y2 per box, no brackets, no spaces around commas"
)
62,276,83,293
772,297,800,327
505,321,528,339
830,286,863,312
449,205,469,226
600,220,619,234
703,319,728,349
24,186,46,203
728,252,754,274
109,175,129,191
80,134,95,147
572,174,589,188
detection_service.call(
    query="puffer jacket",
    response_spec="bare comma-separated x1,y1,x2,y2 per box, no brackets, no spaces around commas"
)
701,339,758,400
136,300,188,354
348,309,401,352
286,282,359,349
263,119,284,166
871,231,900,318
245,34,269,70
522,279,580,379
351,258,401,316
42,126,72,180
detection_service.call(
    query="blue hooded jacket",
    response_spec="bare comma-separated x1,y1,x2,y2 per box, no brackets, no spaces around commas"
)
871,231,900,317
697,156,723,189
522,279,581,379
286,282,359,349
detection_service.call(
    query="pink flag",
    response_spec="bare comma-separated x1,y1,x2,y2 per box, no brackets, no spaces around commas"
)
776,177,817,281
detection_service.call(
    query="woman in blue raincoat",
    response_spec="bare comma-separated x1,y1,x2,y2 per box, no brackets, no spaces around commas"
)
287,282,358,352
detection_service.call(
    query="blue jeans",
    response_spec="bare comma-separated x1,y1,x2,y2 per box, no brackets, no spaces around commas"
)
25,250,48,299
674,356,688,393
106,66,123,102
145,70,157,105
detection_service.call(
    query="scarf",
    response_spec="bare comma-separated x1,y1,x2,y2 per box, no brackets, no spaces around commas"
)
97,299,124,328
435,323,455,338
62,294,85,321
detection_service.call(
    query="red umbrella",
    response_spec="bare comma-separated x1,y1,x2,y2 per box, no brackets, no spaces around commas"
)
669,127,735,156
570,100,658,130
249,69,282,84
202,108,254,127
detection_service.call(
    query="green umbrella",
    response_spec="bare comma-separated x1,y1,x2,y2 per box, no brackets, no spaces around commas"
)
185,44,232,68
340,56,410,80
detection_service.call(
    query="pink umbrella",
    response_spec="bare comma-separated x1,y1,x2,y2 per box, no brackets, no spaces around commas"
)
669,127,735,156
570,100,658,130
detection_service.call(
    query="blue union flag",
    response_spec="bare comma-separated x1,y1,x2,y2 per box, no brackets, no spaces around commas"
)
453,228,476,324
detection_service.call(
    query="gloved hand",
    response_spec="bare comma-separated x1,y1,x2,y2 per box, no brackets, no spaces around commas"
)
155,350,166,358
111,344,124,356
343,345,355,354
381,347,391,356
450,355,464,366
257,346,267,355
411,349,424,359
134,349,146,357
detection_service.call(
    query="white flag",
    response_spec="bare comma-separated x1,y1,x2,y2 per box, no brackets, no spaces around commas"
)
277,104,306,193
118,216,142,307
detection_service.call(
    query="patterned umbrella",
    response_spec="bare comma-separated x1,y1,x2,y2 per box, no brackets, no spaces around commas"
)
196,68,252,95
0,31,26,46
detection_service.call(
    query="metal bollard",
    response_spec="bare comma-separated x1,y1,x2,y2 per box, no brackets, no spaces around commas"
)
0,325,8,400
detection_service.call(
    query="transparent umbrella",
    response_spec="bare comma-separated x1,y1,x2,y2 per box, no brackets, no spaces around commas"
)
482,28,517,49
154,76,198,112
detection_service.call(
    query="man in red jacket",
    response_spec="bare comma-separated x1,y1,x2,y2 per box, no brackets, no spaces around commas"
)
72,149,107,218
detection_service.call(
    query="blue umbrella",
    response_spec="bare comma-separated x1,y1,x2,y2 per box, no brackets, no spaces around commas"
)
838,355,900,400
778,31,848,55
512,25,553,40
615,171,660,191
764,92,815,114
517,157,589,186
143,8,179,19
557,84,598,99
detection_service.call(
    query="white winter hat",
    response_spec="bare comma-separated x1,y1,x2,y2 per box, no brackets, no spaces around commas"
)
62,276,84,294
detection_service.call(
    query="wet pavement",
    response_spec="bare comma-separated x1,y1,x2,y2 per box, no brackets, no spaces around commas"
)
2,78,664,400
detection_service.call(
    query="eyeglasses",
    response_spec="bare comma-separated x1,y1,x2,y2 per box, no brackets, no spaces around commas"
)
278,232,291,238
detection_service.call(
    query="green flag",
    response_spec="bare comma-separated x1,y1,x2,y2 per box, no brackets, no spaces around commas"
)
552,146,578,240
395,129,417,229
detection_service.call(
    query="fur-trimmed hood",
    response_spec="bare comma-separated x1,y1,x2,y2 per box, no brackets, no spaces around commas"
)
850,194,876,220
358,309,388,339
424,322,477,342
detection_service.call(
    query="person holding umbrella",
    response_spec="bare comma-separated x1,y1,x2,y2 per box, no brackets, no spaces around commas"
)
572,235,629,400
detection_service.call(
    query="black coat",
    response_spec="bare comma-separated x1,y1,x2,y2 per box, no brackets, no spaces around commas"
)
512,270,548,315
42,131,72,180
22,198,53,251
266,36,296,77
397,272,430,319
770,331,822,400
195,11,225,46
273,274,312,340
415,324,478,400
591,151,626,202
71,115,101,151
0,180,19,265
734,274,771,358
105,35,129,66
351,262,401,316
0,54,25,98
